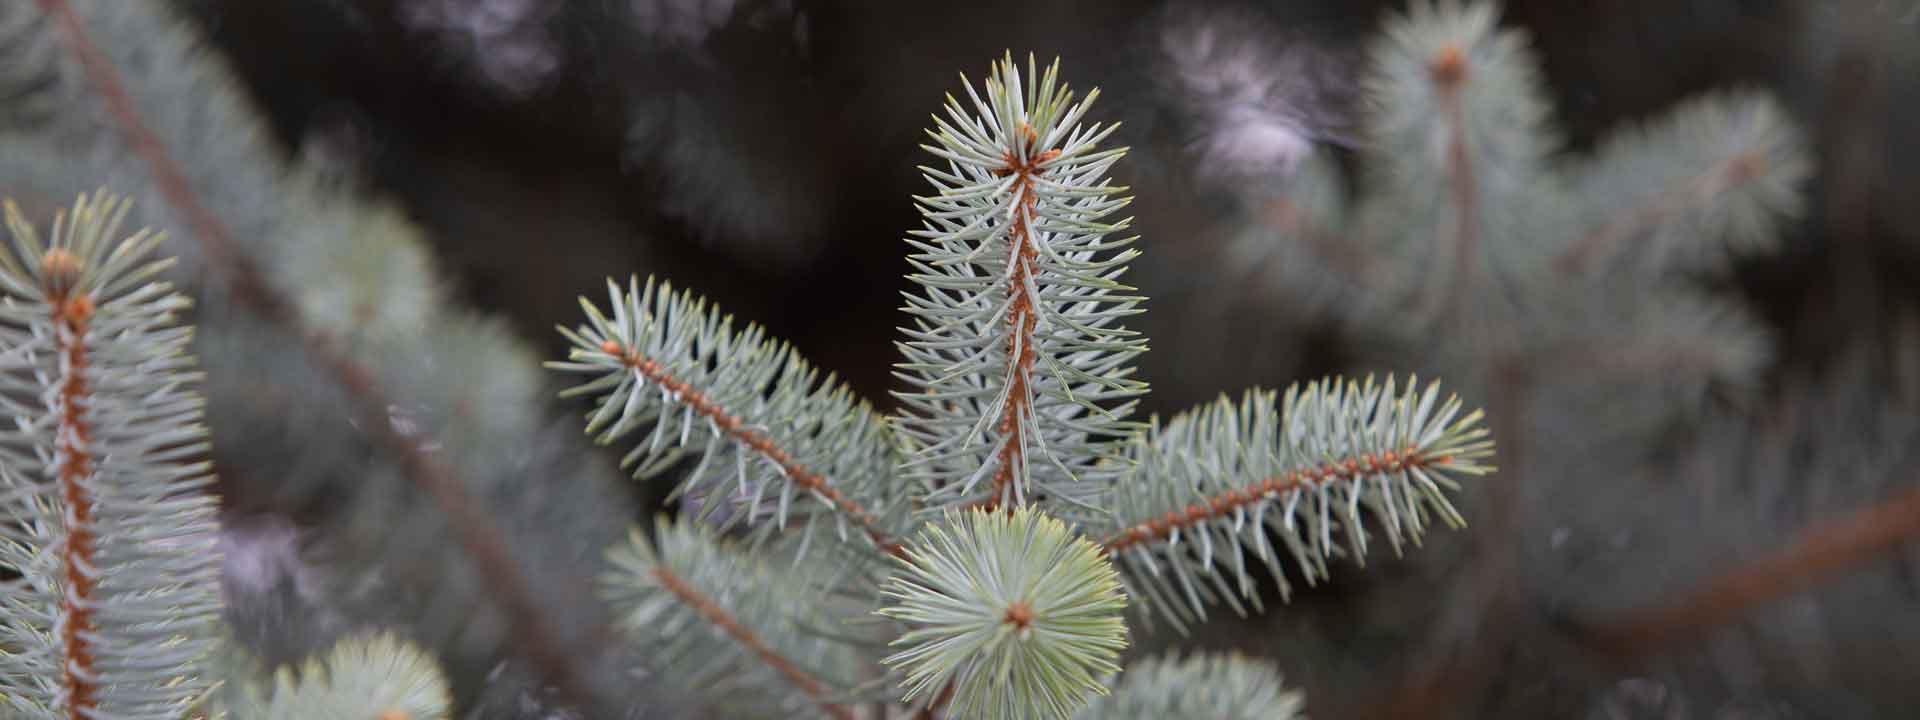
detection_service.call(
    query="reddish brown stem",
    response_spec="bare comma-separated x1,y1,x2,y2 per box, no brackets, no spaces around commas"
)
1365,481,1920,717
35,0,609,708
651,567,856,720
49,283,98,716
1581,478,1920,660
1103,446,1454,552
32,0,277,314
605,343,905,558
974,140,1057,513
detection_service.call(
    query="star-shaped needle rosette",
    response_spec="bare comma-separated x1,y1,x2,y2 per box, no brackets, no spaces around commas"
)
877,507,1128,720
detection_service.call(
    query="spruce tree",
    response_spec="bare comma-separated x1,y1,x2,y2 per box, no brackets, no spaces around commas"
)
0,0,1828,718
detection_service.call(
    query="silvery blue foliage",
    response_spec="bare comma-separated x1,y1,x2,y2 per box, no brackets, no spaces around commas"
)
549,53,1495,719
0,194,223,718
0,1,655,716
1075,651,1305,720
892,56,1146,515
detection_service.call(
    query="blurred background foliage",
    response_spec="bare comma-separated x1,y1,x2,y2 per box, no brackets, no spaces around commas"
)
13,0,1919,717
178,0,1919,717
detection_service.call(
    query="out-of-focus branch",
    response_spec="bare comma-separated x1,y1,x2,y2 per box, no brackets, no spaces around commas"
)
1432,45,1479,320
1256,195,1374,280
1361,453,1920,719
651,567,856,720
1574,477,1920,660
1553,152,1766,275
34,0,611,709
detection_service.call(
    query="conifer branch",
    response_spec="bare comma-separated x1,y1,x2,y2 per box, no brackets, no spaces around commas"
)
594,335,900,556
1107,377,1493,631
1524,286,1771,408
32,0,275,314
552,277,905,555
1554,92,1808,275
978,140,1051,511
1575,476,1920,660
894,54,1146,518
1103,443,1464,553
604,520,864,719
31,0,608,707
650,566,856,720
1075,652,1304,720
0,192,223,718
216,632,453,719
1555,151,1766,275
1364,0,1555,318
878,508,1128,720
10,2,1811,715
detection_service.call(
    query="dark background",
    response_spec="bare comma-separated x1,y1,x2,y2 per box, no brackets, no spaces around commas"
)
173,1,1920,717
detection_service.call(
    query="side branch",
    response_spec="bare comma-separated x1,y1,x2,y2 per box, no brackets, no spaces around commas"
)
1575,476,1920,660
1105,445,1454,552
650,567,856,720
1257,195,1372,280
603,341,903,557
34,0,278,315
35,0,609,708
1554,152,1766,275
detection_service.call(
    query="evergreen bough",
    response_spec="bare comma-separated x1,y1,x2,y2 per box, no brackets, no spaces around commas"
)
0,46,1497,720
546,54,1494,718
0,0,1824,716
0,193,451,719
0,192,223,719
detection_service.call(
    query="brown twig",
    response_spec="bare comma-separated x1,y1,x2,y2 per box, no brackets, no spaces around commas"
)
32,0,279,315
1577,478,1920,660
1358,474,1920,719
1103,446,1454,552
35,0,609,709
971,129,1058,513
47,262,99,716
651,567,857,720
1432,45,1480,321
603,341,906,558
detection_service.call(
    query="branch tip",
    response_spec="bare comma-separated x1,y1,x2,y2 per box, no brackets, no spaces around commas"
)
1429,44,1468,88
